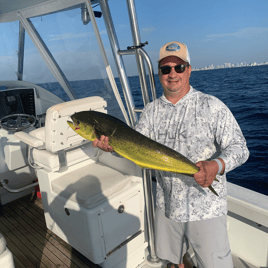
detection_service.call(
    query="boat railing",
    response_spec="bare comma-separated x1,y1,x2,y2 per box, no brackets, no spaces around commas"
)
18,13,77,101
118,47,157,114
98,0,157,127
96,0,159,264
227,182,268,228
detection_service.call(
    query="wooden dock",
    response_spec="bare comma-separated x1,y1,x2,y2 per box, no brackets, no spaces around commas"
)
0,195,100,268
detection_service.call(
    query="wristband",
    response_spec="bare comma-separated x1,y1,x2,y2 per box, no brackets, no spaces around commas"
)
213,159,223,174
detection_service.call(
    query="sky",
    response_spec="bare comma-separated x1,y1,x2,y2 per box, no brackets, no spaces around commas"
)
1,0,268,82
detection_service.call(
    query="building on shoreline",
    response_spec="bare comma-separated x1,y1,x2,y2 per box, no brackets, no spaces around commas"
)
192,61,268,71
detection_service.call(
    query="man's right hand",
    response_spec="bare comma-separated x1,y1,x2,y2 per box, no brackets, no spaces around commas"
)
92,135,114,152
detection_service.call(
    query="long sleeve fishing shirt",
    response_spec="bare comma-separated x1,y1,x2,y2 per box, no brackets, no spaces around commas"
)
135,86,249,222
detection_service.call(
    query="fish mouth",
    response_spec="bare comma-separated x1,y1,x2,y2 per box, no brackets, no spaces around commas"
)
67,120,80,130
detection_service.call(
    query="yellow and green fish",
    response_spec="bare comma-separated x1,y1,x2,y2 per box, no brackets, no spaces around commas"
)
67,111,218,196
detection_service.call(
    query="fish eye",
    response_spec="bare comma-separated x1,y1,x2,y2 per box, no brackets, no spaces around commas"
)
77,120,80,125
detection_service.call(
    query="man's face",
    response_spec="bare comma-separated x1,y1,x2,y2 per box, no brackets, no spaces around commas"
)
159,56,192,101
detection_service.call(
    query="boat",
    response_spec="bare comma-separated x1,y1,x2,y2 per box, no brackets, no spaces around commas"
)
0,1,267,267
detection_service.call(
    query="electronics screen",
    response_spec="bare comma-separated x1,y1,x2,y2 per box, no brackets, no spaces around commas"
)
0,88,36,119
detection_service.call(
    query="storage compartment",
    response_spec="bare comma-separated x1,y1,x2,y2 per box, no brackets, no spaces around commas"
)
48,162,145,265
100,191,143,256
51,198,90,253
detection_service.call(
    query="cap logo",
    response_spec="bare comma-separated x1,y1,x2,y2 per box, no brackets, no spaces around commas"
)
166,43,180,51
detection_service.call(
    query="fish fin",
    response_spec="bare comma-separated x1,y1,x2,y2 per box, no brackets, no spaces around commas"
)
111,127,117,137
208,185,219,196
93,119,104,139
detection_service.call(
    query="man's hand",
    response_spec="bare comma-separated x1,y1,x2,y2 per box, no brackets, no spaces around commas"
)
92,135,114,152
193,159,225,188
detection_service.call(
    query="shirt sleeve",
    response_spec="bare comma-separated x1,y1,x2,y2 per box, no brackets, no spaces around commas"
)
214,101,249,173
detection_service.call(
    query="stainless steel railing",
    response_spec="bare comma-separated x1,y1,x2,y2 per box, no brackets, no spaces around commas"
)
99,0,159,263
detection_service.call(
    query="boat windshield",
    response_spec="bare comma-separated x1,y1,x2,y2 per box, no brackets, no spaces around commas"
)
0,7,126,121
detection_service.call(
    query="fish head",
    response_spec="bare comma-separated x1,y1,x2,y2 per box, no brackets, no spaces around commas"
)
67,116,80,131
67,111,97,141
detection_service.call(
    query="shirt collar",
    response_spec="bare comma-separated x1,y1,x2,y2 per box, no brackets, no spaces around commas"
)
160,86,194,106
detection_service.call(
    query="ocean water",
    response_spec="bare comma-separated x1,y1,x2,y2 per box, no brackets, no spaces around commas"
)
189,66,268,196
38,65,268,196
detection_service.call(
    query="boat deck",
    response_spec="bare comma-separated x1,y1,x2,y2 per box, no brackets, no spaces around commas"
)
0,195,258,268
0,194,100,268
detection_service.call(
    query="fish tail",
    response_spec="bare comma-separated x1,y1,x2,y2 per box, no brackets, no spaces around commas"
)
208,185,219,196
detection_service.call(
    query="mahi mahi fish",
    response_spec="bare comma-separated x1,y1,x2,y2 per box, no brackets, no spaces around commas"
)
67,111,218,196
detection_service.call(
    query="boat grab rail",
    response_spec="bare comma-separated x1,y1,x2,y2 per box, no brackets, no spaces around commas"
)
118,46,157,112
0,179,39,193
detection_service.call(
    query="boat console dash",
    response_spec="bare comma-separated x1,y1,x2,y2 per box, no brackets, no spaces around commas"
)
0,88,36,118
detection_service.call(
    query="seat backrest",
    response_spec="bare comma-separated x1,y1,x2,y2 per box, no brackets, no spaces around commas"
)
45,96,107,153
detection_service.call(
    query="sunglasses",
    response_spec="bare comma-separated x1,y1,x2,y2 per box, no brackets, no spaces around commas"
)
159,64,189,75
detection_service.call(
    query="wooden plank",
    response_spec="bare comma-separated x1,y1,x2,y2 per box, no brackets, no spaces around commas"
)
2,208,59,268
16,198,98,267
4,204,77,268
13,200,47,230
18,198,45,221
0,216,38,268
2,195,100,268
2,234,26,268
5,201,96,267
19,195,44,216
20,196,99,267
32,197,44,213
13,254,27,268
0,215,49,268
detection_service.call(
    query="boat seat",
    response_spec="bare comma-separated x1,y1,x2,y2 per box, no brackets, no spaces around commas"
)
15,96,107,172
51,161,131,208
14,96,145,266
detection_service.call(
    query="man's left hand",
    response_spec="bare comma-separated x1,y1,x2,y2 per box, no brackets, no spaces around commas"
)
193,160,219,188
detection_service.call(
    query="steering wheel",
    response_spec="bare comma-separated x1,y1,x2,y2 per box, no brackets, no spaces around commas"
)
0,114,37,132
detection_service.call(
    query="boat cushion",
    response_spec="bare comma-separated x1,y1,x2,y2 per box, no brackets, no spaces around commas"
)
51,162,131,208
32,141,98,172
14,130,44,149
29,127,46,149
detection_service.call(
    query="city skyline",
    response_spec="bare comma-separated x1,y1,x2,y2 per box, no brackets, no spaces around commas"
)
193,61,268,71
1,0,268,82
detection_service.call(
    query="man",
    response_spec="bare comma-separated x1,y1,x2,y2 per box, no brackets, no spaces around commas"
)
93,41,249,268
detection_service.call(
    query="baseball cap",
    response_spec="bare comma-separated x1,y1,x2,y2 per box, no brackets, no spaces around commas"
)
158,41,190,64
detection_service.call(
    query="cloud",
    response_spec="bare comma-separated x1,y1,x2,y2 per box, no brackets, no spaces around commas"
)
99,30,107,35
203,27,268,42
141,26,156,34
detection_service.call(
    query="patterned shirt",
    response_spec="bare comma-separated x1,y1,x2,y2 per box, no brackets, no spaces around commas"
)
135,86,249,222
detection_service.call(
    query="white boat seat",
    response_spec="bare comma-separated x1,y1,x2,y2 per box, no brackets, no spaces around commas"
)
15,96,145,267
15,96,107,172
31,141,98,172
51,162,131,208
